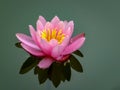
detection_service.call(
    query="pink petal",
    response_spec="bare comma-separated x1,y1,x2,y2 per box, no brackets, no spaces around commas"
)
70,33,85,43
37,38,52,55
36,20,44,31
49,39,58,47
51,36,70,58
38,57,54,69
64,21,74,37
21,43,44,56
16,33,39,49
57,55,70,62
62,37,85,55
35,33,42,48
57,21,65,30
45,22,53,30
29,25,37,43
63,21,68,26
60,36,70,47
51,45,64,58
51,16,60,28
39,16,46,26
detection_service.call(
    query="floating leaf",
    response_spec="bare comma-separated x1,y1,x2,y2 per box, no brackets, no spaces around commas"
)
63,62,71,81
59,63,66,82
73,50,84,57
19,56,40,74
69,55,83,72
38,68,48,84
49,62,61,88
15,42,22,48
54,63,66,82
34,66,40,75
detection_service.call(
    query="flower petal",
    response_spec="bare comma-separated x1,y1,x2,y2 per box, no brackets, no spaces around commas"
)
51,16,60,28
51,45,64,58
38,57,54,69
21,43,44,56
35,33,42,48
37,37,52,55
57,21,65,30
29,25,37,43
36,20,44,31
70,33,85,43
16,33,39,49
63,21,68,26
60,36,70,47
62,37,85,55
57,55,70,62
45,22,53,30
49,39,58,47
64,21,74,37
51,36,70,58
39,16,46,26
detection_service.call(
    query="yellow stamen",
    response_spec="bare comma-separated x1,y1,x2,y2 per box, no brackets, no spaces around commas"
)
41,29,65,44
47,29,51,41
52,29,57,39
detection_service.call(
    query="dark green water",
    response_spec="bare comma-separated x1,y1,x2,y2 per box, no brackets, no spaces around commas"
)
0,0,120,90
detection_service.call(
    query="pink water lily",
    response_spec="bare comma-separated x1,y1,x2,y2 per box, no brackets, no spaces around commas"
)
16,16,85,69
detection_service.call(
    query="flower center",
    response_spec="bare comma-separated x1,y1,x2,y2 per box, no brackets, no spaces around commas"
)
41,29,65,44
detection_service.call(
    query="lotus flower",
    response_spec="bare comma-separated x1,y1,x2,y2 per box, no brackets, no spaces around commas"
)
16,16,85,69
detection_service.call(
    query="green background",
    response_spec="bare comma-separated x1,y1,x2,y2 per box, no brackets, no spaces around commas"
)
0,0,120,90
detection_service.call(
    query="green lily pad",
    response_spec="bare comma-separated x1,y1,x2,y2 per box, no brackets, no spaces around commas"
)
49,62,61,88
38,68,48,84
34,66,40,75
73,50,84,57
70,55,83,72
63,62,71,81
19,56,40,74
15,42,22,48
